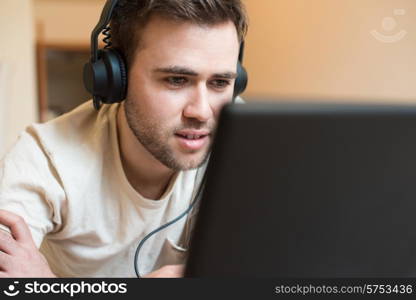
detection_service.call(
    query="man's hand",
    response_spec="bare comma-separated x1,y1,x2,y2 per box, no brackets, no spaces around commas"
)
0,209,56,277
144,264,185,278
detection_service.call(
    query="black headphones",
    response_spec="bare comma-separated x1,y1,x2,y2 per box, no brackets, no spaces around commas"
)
83,0,248,110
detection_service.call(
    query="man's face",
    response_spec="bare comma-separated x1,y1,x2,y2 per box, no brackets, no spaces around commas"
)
124,15,240,171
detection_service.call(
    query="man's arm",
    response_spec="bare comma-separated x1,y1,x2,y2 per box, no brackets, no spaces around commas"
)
0,210,55,277
0,209,185,278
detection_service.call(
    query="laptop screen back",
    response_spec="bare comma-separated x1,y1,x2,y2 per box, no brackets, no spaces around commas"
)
185,102,416,277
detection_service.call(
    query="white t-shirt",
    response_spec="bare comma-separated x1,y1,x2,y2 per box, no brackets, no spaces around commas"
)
0,101,205,277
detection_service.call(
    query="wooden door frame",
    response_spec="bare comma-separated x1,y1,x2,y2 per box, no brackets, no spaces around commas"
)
36,22,90,122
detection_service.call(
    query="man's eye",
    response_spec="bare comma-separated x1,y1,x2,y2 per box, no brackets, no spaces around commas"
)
165,77,188,86
211,79,231,89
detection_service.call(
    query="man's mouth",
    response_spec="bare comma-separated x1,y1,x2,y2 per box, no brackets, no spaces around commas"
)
175,130,210,151
175,133,207,140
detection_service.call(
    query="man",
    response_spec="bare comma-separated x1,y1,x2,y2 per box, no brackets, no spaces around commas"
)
0,0,248,277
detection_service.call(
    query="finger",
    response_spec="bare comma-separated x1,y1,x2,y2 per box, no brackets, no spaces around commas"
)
0,230,19,254
169,264,185,272
170,264,185,277
0,210,35,246
0,250,12,272
161,264,185,278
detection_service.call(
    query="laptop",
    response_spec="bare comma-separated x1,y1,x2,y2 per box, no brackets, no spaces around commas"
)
185,101,416,277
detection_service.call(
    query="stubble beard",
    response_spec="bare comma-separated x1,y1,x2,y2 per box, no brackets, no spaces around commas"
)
124,98,212,171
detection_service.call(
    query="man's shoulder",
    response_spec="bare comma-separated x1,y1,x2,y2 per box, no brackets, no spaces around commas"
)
32,101,118,151
3,101,120,180
234,96,245,104
33,100,100,141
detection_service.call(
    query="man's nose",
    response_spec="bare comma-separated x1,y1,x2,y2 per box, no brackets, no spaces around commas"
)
183,85,213,122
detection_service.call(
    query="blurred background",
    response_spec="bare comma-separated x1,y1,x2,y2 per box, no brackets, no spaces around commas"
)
1,0,416,157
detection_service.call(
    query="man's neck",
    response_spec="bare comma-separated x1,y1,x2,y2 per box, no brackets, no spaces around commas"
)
116,103,175,200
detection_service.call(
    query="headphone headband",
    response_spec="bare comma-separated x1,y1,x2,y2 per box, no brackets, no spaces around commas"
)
91,0,119,62
238,41,245,62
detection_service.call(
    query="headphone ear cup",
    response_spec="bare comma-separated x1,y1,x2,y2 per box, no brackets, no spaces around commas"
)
83,49,127,106
110,49,128,101
99,49,127,104
234,61,248,98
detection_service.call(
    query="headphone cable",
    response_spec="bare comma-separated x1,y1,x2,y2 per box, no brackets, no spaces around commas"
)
134,170,207,278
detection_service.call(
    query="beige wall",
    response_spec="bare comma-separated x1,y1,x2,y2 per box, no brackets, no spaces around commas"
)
0,0,37,157
34,0,105,46
244,0,416,103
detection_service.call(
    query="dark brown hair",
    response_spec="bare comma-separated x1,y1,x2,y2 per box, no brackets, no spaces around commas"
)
110,0,248,67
